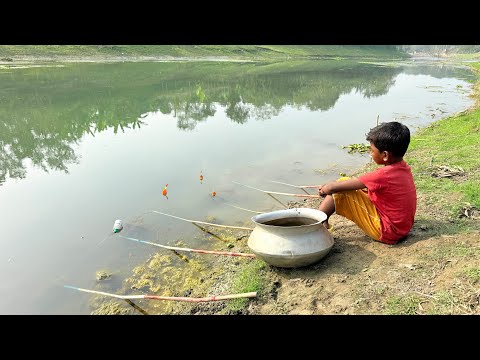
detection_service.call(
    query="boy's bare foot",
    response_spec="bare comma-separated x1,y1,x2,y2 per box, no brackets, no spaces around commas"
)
322,221,334,233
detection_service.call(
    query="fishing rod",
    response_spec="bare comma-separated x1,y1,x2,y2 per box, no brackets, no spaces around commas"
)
232,181,321,198
64,285,257,303
268,180,314,195
152,210,253,231
222,201,265,214
269,180,319,189
120,235,256,258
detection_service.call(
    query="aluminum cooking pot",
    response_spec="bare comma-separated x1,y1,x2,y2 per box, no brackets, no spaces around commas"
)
247,208,334,268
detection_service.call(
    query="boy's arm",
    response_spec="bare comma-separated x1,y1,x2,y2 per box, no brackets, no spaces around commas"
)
319,178,366,196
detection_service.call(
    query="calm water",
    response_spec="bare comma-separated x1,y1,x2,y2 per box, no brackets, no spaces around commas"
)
0,59,474,314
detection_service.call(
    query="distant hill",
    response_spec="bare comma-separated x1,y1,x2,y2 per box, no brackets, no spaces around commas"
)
0,45,407,60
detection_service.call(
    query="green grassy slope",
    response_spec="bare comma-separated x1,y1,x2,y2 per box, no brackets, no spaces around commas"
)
0,45,406,60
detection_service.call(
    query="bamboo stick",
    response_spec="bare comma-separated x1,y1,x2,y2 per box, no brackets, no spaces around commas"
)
144,293,257,302
223,202,264,214
267,193,288,208
268,180,312,195
64,285,144,300
269,180,313,188
124,299,150,315
152,210,253,230
190,223,227,243
64,285,257,302
120,235,256,258
232,181,321,198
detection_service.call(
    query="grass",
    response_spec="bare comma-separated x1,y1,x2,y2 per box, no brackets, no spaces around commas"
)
397,289,476,315
406,61,480,219
425,244,480,261
428,291,459,314
223,259,267,313
407,107,480,217
0,45,408,61
385,295,422,314
463,267,480,283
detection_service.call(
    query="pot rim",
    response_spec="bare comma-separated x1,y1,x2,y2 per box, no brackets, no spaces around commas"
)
251,207,327,227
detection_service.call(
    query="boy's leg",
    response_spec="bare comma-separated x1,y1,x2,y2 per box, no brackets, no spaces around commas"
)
318,176,351,229
334,190,381,240
322,177,381,240
318,194,335,229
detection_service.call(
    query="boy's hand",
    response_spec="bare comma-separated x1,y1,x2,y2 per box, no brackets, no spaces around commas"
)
319,182,339,196
319,178,366,196
318,184,329,196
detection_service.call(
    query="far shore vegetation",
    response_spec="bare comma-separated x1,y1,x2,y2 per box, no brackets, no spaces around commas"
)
0,45,408,61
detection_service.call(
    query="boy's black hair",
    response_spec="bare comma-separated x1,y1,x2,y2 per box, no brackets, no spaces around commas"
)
366,121,410,157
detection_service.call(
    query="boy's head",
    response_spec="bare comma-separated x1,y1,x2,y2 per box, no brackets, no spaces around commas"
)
366,121,410,159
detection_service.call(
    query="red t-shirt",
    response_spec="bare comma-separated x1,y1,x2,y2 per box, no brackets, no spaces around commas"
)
358,160,417,244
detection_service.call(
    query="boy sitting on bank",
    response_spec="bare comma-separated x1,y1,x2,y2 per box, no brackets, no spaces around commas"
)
317,121,417,245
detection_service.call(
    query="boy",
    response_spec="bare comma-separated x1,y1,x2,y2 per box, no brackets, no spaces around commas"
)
317,121,416,244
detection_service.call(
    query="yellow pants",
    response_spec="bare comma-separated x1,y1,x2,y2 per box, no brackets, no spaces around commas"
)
332,177,381,241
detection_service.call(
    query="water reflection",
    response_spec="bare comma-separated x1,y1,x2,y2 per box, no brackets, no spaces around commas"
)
0,60,395,183
0,60,473,186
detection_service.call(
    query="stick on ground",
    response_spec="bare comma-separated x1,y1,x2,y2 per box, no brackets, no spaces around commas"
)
120,235,256,258
64,285,257,302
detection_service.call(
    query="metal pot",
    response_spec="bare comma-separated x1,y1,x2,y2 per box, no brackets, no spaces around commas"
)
247,208,334,268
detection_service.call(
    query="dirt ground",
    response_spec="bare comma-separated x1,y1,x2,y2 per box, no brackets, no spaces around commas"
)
257,196,480,314
186,194,480,315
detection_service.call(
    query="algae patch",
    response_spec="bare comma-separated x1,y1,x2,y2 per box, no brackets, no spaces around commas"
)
90,225,254,315
91,300,135,315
